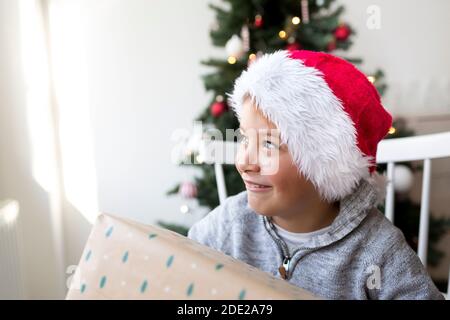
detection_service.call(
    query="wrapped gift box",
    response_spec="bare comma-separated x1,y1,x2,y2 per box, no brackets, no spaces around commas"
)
66,213,318,300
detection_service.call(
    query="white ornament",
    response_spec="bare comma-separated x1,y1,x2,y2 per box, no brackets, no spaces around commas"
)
225,35,245,59
240,26,250,52
393,165,414,193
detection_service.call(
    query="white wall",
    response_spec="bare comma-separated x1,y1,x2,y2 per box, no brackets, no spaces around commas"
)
339,0,450,116
46,0,222,228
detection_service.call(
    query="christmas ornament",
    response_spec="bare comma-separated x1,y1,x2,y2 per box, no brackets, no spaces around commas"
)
179,181,198,199
254,14,263,28
240,25,250,53
393,165,414,193
225,35,244,59
301,0,310,24
210,101,227,117
334,24,351,41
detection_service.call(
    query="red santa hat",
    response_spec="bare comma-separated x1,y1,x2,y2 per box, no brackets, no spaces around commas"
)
229,50,392,202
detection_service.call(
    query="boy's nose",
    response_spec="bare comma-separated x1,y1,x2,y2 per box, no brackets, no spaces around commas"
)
239,161,260,174
236,146,260,174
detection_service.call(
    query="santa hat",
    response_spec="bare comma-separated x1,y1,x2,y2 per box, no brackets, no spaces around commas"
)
229,50,392,202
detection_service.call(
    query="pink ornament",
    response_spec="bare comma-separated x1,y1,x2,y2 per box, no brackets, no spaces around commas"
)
180,181,198,199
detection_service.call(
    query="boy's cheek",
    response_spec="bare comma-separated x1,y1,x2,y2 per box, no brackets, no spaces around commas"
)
259,157,280,175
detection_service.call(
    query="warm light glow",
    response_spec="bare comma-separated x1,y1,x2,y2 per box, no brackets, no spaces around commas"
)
278,30,287,39
292,16,301,25
19,0,57,194
388,127,396,134
180,205,189,214
367,76,376,83
248,53,256,61
196,154,204,164
227,56,237,64
44,0,99,223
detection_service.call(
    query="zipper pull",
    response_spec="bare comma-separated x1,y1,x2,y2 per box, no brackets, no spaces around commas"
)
278,256,291,280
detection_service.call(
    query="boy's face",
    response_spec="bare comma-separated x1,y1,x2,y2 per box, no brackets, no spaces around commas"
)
235,98,321,218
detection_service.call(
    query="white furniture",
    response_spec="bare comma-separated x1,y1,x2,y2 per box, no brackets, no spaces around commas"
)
200,131,450,298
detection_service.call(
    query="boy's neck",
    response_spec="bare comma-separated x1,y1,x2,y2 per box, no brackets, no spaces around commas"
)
271,200,340,234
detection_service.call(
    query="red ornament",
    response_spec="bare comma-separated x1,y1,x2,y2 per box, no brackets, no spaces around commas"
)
334,24,351,41
326,39,336,52
286,42,301,52
254,14,263,28
210,101,227,117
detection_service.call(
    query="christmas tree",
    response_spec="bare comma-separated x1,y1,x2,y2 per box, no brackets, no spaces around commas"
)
162,1,450,285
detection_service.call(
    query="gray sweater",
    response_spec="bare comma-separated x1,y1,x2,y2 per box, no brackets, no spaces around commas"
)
188,179,444,300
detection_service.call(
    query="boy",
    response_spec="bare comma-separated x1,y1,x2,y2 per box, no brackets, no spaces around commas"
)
188,50,443,299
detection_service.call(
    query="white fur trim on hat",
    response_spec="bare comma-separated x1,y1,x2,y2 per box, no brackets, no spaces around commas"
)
229,50,373,202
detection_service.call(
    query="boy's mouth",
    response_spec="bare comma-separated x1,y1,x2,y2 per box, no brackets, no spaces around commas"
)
243,179,273,193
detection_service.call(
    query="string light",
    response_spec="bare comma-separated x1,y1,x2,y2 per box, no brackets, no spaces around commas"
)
196,154,204,164
180,204,189,214
227,56,237,64
367,76,376,83
388,127,396,135
292,16,301,25
278,30,287,39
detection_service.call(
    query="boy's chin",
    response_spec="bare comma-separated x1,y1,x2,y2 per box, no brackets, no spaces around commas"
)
247,198,277,217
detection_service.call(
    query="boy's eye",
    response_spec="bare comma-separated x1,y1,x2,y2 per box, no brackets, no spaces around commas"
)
237,132,249,145
263,140,278,150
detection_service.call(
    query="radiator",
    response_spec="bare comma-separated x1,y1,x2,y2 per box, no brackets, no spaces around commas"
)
0,200,24,299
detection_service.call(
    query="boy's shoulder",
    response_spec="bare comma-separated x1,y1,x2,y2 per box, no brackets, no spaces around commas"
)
332,205,416,273
356,207,444,299
356,207,411,257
